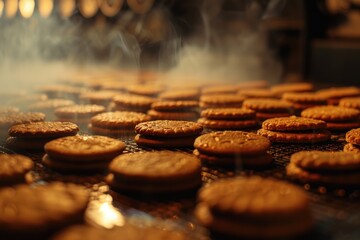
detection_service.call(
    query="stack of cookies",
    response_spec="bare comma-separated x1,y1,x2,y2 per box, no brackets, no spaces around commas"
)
286,151,360,187
111,94,155,113
199,94,245,109
301,106,360,131
344,128,360,153
89,111,151,137
107,151,202,194
6,122,79,151
0,154,33,186
243,98,294,121
198,108,258,130
258,117,331,143
282,92,327,113
193,131,272,167
148,101,199,121
135,120,203,148
195,176,313,239
43,135,125,173
55,104,106,131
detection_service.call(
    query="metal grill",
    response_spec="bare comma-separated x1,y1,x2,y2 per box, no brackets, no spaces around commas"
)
1,134,359,240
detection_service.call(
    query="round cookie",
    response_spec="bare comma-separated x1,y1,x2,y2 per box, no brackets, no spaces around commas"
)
44,135,126,162
0,112,46,129
90,111,151,130
243,99,293,113
270,82,314,96
0,154,33,186
290,151,360,171
151,101,199,111
195,176,313,239
317,87,360,102
0,182,89,238
148,110,198,121
339,97,360,110
262,117,327,131
108,151,201,193
238,89,277,99
346,128,360,145
201,108,255,120
202,85,239,95
282,92,327,104
194,131,270,156
344,143,360,153
197,118,258,130
55,105,106,119
257,129,331,143
79,91,120,106
6,137,57,151
301,106,360,122
200,94,245,108
52,224,190,240
159,89,200,101
126,84,164,97
112,94,155,111
134,134,197,148
135,120,203,137
9,122,79,138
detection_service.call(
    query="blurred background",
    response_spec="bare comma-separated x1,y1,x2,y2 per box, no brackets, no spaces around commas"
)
0,0,359,85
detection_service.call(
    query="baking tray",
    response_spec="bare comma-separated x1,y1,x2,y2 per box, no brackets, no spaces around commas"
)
1,133,359,240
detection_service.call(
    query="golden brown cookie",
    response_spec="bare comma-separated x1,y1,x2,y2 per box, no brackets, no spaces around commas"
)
90,111,151,130
346,128,360,145
282,92,327,104
52,224,190,240
270,82,314,96
0,112,46,129
151,101,199,111
290,150,360,171
195,176,313,239
148,110,198,121
200,94,245,108
108,151,201,193
201,108,255,120
6,137,55,151
112,94,155,112
0,182,89,239
55,105,105,119
301,106,360,122
317,87,360,104
45,135,125,162
194,131,270,156
0,154,33,186
135,120,203,137
158,89,200,101
339,97,360,110
243,99,293,113
197,118,258,130
344,143,360,153
262,117,327,131
238,89,277,99
126,84,164,97
9,122,79,138
286,162,360,187
258,129,331,143
202,85,239,95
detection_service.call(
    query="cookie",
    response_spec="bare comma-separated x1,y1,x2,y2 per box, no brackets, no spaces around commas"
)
52,224,190,240
282,92,327,104
344,143,360,153
28,99,75,120
126,84,164,97
243,99,293,113
158,89,200,101
151,101,199,111
44,135,125,162
112,94,155,112
346,128,360,145
339,97,360,110
200,94,245,109
301,106,360,122
108,151,201,193
90,111,150,136
202,85,239,95
195,176,313,239
79,91,120,106
197,118,258,130
238,89,277,99
0,106,19,114
134,134,198,148
257,129,331,143
270,82,314,96
9,121,79,138
0,182,89,239
135,120,203,137
201,108,255,120
55,104,106,120
148,110,198,121
262,117,327,131
0,154,33,186
194,131,270,156
0,112,46,129
290,151,360,171
317,87,360,105
286,162,360,187
6,136,55,151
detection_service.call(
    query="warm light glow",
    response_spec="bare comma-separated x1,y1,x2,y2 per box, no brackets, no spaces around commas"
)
39,0,53,18
0,1,4,17
79,0,99,18
19,0,35,19
59,0,75,18
100,0,124,17
5,0,18,18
